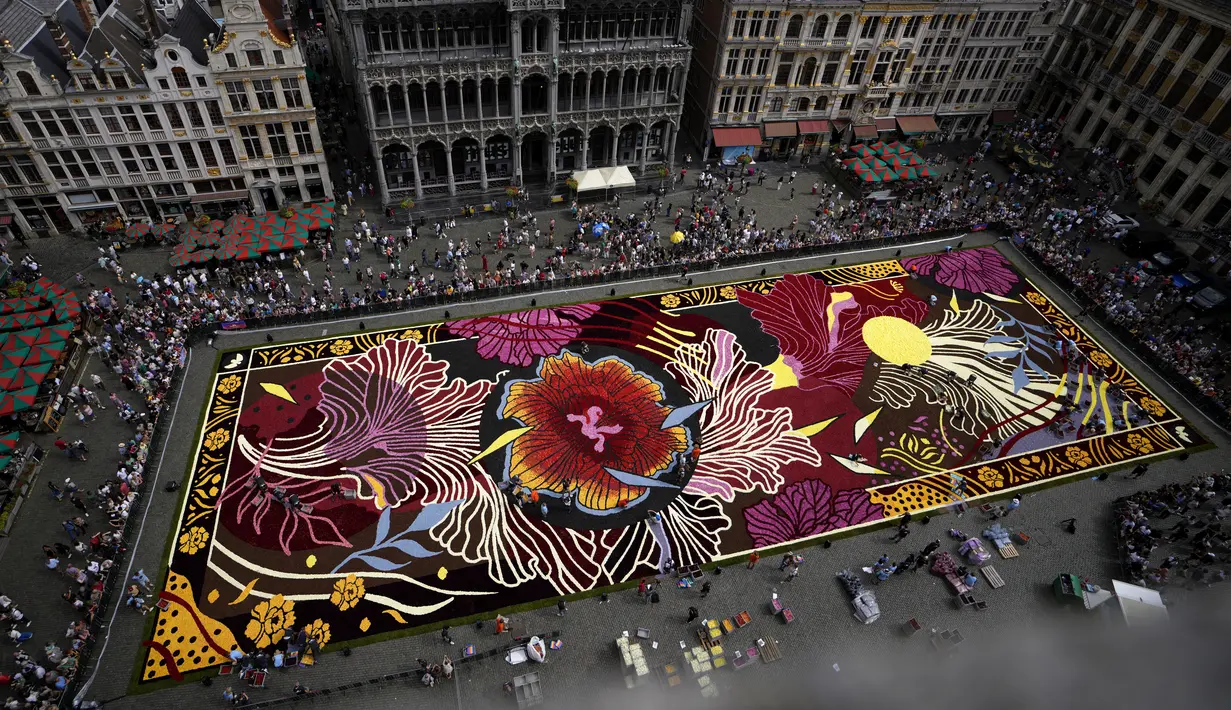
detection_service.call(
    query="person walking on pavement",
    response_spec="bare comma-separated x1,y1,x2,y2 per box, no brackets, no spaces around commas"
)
891,522,911,543
441,625,454,645
557,598,567,616
699,581,712,598
747,551,760,569
778,552,794,571
686,606,699,623
783,563,799,582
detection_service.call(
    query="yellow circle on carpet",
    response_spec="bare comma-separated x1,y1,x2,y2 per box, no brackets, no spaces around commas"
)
862,316,932,365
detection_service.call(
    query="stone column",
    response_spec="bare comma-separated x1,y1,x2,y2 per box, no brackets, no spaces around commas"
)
580,130,589,169
511,17,522,60
550,76,559,125
411,148,423,198
365,87,378,130
439,83,448,122
547,137,557,182
375,154,390,204
401,82,412,125
677,1,692,43
513,136,523,182
479,143,488,189
513,78,522,121
477,83,485,122
638,127,648,173
666,122,678,171
608,129,617,166
445,145,456,196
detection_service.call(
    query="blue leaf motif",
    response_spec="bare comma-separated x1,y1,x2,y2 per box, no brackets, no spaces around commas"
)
1011,364,1030,392
374,505,391,545
406,500,463,532
985,350,1021,359
386,539,439,558
356,554,405,572
983,335,1020,345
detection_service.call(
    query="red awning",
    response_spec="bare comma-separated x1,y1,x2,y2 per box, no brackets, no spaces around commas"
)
853,124,878,139
712,127,763,147
763,121,798,138
875,118,897,131
797,120,830,134
896,115,940,135
0,216,11,226
991,109,1017,125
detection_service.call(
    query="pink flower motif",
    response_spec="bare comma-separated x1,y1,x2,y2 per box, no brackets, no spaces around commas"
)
219,466,355,556
449,304,600,366
738,274,928,394
901,247,1019,295
743,479,883,548
318,338,492,508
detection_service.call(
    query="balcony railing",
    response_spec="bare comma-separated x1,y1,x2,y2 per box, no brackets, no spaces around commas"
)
1209,70,1231,90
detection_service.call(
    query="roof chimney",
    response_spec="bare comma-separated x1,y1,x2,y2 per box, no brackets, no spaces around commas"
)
139,0,159,44
45,15,75,64
72,0,97,32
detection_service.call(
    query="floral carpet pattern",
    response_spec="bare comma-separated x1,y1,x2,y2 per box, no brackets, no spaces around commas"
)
141,247,1203,681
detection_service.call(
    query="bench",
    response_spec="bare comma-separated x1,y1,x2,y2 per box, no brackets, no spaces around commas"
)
982,566,1005,589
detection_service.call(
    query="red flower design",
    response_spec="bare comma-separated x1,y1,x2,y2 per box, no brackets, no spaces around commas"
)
902,247,1019,295
502,352,688,512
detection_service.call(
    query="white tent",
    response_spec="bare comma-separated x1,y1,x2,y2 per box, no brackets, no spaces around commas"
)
572,166,636,193
1111,580,1169,627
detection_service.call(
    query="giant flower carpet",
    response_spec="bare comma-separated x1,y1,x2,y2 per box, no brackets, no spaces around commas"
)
141,247,1202,681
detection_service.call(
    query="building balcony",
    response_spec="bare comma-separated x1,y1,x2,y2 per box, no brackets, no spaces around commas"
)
799,37,853,50
1193,127,1231,160
862,83,891,99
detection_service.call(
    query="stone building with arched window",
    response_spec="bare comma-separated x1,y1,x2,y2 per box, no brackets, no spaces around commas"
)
323,0,692,206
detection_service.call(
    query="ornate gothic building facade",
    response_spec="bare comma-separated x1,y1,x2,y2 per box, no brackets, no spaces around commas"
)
326,0,693,205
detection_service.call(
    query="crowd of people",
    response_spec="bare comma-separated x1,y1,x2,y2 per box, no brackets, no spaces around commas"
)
1114,472,1231,588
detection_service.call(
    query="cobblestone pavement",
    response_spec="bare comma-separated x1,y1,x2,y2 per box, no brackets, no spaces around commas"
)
5,150,1229,710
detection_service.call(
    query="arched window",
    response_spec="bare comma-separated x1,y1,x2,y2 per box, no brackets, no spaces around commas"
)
798,57,817,86
811,16,828,38
794,97,810,112
17,71,40,96
172,67,191,89
420,12,437,49
834,14,852,38
365,22,381,53
815,96,829,112
786,15,804,39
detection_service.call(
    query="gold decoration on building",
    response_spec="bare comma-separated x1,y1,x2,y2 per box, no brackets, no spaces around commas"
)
1196,22,1210,35
1166,49,1180,62
881,16,892,23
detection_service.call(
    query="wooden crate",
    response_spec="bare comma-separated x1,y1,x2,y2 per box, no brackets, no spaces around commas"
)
998,543,1019,559
982,566,1005,589
758,636,783,664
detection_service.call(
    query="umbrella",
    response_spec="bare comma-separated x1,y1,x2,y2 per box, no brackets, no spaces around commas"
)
1,348,29,368
888,141,912,154
868,141,887,154
23,342,64,366
850,145,875,159
0,309,52,333
216,244,262,261
0,297,43,315
0,455,11,470
53,293,81,323
168,250,215,268
901,167,920,180
226,214,255,232
26,278,54,297
858,172,882,183
205,219,226,233
0,386,39,415
883,155,907,170
876,167,900,181
34,324,73,345
5,363,52,390
670,231,685,244
905,153,924,167
7,328,43,348
0,430,20,453
917,166,936,178
850,160,871,174
152,223,177,238
0,369,17,390
125,223,151,242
